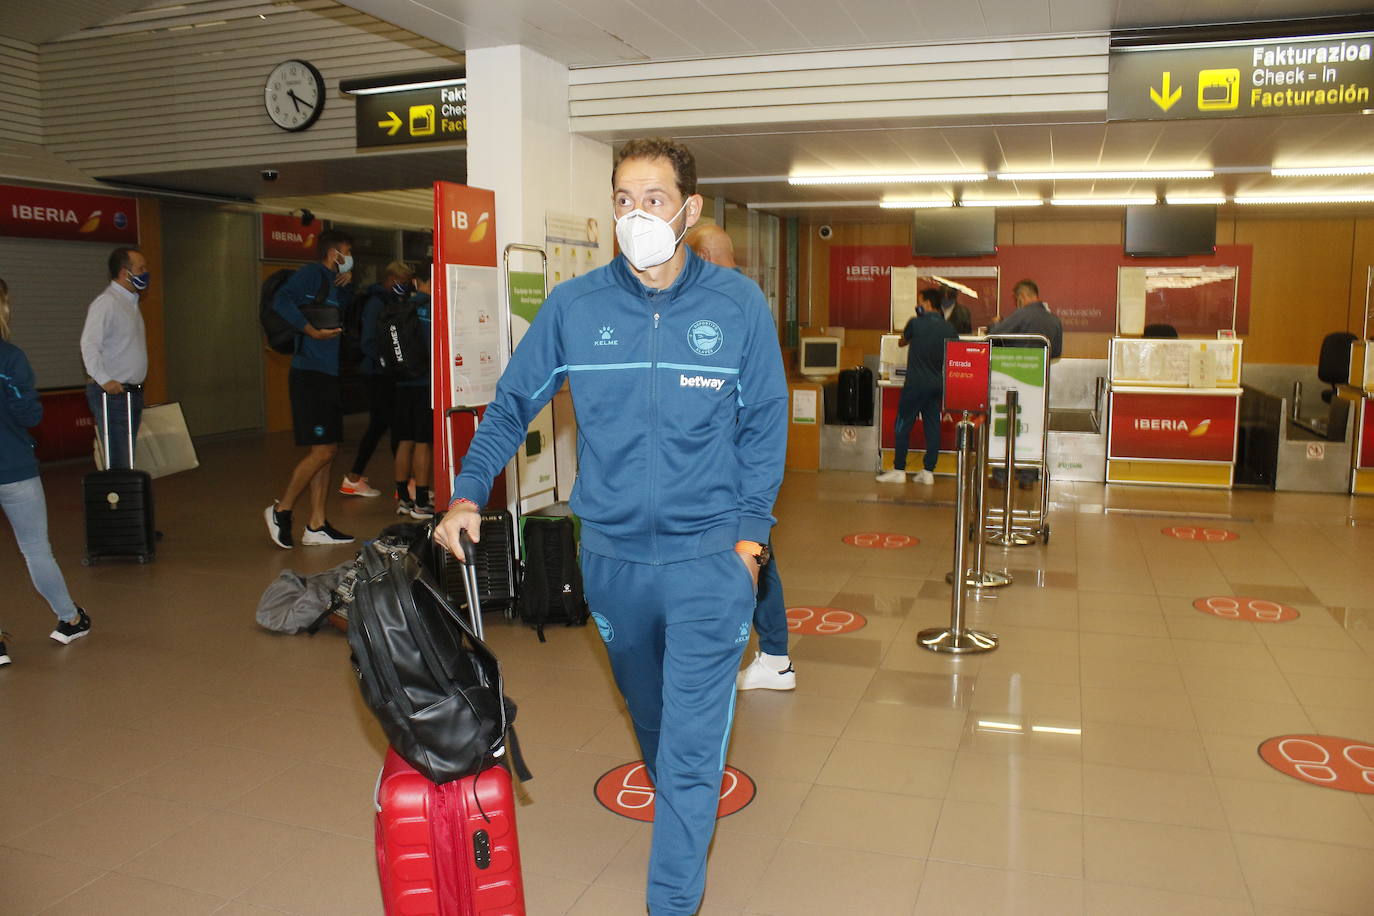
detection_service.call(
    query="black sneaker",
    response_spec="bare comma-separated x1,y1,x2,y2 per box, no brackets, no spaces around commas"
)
301,521,355,546
265,502,293,549
50,608,92,645
0,636,11,667
408,500,435,520
396,499,417,517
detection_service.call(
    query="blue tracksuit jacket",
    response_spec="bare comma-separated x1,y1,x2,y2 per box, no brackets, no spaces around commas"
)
0,340,43,485
452,247,788,563
272,261,345,376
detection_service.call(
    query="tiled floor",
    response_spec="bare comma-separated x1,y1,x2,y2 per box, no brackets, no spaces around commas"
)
4,425,1374,914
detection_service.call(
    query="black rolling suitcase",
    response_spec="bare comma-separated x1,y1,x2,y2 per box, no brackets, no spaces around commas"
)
84,391,155,565
836,366,874,426
440,508,518,619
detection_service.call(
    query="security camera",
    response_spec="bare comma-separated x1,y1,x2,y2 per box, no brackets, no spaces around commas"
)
818,225,833,240
261,169,279,181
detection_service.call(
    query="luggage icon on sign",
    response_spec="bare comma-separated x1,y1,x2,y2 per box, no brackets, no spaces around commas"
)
408,104,436,136
1198,69,1240,110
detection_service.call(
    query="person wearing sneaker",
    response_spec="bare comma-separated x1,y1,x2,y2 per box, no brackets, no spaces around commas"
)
0,277,93,665
877,287,958,487
391,269,435,521
265,230,355,549
436,140,787,916
342,261,416,499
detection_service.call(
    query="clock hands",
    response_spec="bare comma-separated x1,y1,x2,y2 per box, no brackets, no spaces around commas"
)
286,89,307,112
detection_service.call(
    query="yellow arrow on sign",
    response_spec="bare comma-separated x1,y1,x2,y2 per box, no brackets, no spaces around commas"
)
377,111,402,136
1150,71,1182,111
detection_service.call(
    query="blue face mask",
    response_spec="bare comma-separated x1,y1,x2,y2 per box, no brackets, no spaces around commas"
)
129,271,150,291
391,282,409,297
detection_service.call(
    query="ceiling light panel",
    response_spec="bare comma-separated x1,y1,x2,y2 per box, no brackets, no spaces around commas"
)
1271,165,1374,177
1234,193,1374,204
998,170,1213,181
788,173,988,185
1050,197,1158,206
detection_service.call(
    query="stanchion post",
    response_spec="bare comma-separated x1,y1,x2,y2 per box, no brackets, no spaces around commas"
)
920,416,998,654
988,388,1036,548
946,418,1012,588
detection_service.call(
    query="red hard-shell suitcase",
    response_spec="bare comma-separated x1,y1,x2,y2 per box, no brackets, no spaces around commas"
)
375,748,525,916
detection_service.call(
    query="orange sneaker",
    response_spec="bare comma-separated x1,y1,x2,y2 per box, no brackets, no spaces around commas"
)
339,475,381,498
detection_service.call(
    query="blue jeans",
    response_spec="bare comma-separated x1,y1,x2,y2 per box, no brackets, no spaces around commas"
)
753,551,788,656
86,384,144,469
893,383,942,472
0,475,79,626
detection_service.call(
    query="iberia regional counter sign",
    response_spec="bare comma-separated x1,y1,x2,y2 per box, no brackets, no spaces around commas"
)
1109,31,1374,121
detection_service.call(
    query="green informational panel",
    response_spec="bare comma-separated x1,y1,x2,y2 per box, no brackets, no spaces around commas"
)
989,346,1047,461
507,271,546,327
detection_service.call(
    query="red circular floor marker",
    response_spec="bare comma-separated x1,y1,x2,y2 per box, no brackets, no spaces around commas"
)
594,762,755,822
1162,525,1238,542
787,606,867,635
843,532,919,549
1259,735,1374,794
1193,596,1300,623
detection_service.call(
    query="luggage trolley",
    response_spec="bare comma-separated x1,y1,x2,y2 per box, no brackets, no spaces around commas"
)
982,333,1053,545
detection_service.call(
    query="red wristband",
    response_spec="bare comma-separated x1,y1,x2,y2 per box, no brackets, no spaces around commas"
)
449,497,477,512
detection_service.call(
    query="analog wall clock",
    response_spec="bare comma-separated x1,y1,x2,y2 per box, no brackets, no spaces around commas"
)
264,59,325,132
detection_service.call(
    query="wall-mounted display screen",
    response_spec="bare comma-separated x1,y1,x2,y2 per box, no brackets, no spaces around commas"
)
913,208,997,258
1125,205,1217,257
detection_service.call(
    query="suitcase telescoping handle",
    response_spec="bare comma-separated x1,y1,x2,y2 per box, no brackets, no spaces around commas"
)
100,389,136,470
457,528,485,641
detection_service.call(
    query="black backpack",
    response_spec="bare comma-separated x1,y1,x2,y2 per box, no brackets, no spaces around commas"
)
375,296,427,378
260,268,331,355
517,516,589,642
347,540,524,784
340,288,375,369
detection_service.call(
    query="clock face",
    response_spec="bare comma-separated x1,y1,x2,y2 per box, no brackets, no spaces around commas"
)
264,60,325,132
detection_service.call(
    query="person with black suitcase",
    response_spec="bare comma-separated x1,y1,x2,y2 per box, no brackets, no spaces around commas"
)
876,287,958,486
79,247,149,469
0,278,91,667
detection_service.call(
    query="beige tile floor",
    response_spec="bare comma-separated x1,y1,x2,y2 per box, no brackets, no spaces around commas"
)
4,425,1374,914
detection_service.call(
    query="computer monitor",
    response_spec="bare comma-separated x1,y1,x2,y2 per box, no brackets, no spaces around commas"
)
798,336,842,378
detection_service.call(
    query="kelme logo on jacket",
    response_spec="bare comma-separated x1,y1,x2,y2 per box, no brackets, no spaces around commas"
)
687,320,723,356
594,326,619,347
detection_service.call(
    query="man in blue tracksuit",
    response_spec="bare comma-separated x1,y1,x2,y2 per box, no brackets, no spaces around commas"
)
436,138,788,915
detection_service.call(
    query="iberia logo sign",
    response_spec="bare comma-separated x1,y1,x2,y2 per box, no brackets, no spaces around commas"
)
260,213,318,261
1111,392,1236,461
435,184,497,267
1,185,139,244
1132,417,1213,437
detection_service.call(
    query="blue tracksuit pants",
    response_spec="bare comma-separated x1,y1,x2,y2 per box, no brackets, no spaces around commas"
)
582,548,756,916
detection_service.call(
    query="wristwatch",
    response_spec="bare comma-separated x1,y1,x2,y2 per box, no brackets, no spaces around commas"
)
735,540,772,567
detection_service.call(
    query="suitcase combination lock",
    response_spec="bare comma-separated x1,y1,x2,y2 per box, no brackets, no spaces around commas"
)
472,829,492,869
106,492,120,509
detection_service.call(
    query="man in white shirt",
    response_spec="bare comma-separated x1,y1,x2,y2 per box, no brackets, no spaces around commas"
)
80,247,149,469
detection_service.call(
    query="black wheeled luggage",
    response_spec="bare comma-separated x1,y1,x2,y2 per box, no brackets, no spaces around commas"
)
83,391,155,565
836,365,875,426
440,508,518,619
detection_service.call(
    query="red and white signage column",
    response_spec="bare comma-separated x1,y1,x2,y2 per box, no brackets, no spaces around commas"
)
432,182,499,509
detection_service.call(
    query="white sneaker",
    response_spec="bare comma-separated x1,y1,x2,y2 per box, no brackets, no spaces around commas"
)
875,469,907,484
913,469,935,485
736,652,796,691
339,475,381,498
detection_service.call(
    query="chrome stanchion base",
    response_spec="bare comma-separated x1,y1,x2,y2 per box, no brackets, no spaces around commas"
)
944,568,1014,588
918,627,999,654
987,530,1038,547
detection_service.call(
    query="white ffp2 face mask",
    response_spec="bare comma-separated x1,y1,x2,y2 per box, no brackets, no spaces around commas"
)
615,198,690,271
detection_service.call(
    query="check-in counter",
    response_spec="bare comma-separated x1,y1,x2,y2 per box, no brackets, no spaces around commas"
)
1106,337,1244,488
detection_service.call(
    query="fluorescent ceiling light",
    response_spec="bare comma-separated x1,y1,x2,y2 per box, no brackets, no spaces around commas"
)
348,78,465,95
1051,197,1157,206
878,199,952,209
1164,196,1227,205
1234,193,1374,205
1031,725,1083,735
788,173,988,186
998,170,1212,181
959,199,1044,208
1271,165,1374,177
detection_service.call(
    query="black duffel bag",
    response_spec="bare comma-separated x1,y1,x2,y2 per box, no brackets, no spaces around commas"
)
347,532,525,785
